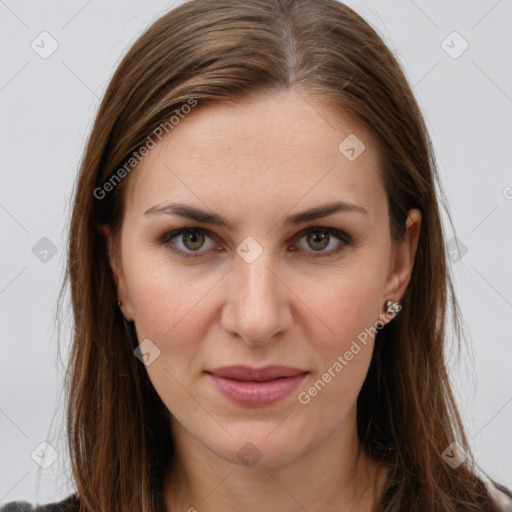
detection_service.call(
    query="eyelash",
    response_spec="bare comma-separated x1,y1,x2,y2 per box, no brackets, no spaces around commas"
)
159,226,351,260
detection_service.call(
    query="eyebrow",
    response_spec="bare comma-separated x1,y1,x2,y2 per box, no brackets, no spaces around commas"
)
144,200,368,229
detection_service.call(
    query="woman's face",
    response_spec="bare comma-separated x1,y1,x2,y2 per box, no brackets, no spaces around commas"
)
107,90,420,468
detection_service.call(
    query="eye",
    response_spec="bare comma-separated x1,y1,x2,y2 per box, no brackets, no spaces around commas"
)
160,226,350,259
161,227,218,257
291,226,350,258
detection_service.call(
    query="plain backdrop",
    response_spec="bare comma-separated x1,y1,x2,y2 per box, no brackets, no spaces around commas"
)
1,0,511,505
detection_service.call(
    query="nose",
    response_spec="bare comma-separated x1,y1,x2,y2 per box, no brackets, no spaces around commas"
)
220,246,293,346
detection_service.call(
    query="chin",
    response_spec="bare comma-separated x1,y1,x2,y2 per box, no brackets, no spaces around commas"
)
205,423,310,469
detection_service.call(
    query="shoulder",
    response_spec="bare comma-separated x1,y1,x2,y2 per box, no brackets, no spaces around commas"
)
487,481,512,512
1,494,80,512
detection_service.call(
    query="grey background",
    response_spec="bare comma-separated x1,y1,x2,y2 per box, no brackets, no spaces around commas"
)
1,0,511,505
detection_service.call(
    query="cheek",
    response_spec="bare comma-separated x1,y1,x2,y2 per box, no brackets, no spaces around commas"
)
298,257,386,393
121,250,213,413
304,259,386,339
122,241,219,339
296,273,381,419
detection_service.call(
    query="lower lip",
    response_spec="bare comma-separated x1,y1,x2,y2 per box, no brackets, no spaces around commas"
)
206,372,308,407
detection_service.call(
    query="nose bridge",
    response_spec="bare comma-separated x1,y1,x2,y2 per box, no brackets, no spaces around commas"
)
237,248,276,300
223,242,291,344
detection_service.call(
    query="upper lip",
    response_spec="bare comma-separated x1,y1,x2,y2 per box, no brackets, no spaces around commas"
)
205,365,308,381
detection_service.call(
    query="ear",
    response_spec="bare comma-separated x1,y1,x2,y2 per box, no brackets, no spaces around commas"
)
96,223,135,321
379,208,422,324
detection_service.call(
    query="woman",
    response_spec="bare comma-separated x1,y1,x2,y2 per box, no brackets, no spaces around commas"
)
2,0,511,511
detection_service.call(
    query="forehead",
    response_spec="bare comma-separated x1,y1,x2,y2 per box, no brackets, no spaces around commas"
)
125,90,385,226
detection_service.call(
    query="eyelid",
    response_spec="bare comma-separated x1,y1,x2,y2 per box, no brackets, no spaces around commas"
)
160,225,351,259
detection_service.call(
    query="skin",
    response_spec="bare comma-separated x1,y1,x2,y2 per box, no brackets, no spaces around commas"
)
102,89,421,512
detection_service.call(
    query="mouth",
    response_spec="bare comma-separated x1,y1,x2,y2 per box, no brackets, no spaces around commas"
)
204,365,309,407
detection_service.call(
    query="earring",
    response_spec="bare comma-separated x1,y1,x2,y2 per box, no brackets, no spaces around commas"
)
384,299,401,314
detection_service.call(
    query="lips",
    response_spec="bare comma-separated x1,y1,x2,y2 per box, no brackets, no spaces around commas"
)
204,365,308,406
206,365,307,381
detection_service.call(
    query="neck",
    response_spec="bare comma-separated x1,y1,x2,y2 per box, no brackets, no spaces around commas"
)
164,407,389,512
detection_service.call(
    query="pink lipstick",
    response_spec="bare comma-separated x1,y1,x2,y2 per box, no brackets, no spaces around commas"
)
205,365,308,407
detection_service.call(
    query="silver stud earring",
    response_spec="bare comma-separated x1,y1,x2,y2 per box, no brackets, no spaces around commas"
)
384,299,401,314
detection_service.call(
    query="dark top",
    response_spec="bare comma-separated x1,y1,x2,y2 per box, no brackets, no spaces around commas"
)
2,485,512,511
0,494,80,511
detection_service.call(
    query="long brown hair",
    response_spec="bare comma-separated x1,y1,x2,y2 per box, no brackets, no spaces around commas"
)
58,0,507,510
